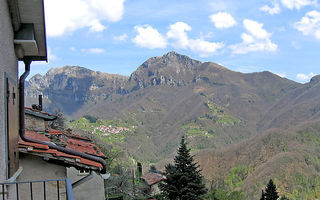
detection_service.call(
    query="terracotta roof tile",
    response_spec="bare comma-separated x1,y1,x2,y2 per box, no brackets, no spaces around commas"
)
18,130,106,170
141,173,166,186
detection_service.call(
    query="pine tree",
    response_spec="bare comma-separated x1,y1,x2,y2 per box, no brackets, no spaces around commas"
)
261,179,279,200
160,136,207,200
260,190,266,200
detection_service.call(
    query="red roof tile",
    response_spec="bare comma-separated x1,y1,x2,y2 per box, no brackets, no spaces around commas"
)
18,130,106,170
141,173,166,186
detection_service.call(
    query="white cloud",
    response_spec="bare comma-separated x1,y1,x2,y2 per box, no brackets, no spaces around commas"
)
260,2,281,15
81,48,105,54
132,22,224,56
132,25,167,49
244,19,270,39
276,72,286,77
296,72,316,81
280,0,317,10
166,22,224,56
209,12,237,29
294,10,320,40
113,34,128,41
230,19,277,54
189,39,224,57
44,0,125,37
166,22,192,48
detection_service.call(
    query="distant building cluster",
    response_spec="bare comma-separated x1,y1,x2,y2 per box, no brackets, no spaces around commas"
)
94,125,131,136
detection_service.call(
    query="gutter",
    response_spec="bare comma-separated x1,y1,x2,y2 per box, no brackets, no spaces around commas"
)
19,59,107,173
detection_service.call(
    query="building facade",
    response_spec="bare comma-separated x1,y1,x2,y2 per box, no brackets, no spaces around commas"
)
1,1,107,200
0,0,20,183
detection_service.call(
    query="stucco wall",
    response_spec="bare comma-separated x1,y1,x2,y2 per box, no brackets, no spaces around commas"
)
67,167,105,200
17,154,67,200
0,0,18,183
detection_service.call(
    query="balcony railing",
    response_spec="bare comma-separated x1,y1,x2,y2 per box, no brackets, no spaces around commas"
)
0,179,74,200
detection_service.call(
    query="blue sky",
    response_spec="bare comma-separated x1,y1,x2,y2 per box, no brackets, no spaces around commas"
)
22,0,320,83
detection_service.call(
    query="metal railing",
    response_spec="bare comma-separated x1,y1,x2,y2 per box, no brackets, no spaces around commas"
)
0,179,74,200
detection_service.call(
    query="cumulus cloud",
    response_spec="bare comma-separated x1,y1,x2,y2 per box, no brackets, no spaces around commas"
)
166,22,192,49
209,12,237,29
132,22,224,56
132,25,167,49
230,19,277,54
44,0,125,37
296,72,316,81
294,10,320,39
166,22,224,56
188,39,224,57
81,48,105,54
260,2,281,15
113,34,128,41
280,0,317,10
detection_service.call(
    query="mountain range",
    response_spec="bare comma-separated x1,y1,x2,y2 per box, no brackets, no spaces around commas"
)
26,51,320,199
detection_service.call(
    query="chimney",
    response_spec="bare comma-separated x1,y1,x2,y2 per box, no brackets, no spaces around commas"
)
38,95,42,111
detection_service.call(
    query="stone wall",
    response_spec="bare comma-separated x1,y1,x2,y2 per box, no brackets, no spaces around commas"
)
25,114,47,131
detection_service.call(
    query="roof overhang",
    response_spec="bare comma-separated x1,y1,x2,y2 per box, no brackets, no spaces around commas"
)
8,0,47,61
25,108,57,121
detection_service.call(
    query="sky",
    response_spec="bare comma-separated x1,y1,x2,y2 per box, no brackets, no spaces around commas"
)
21,0,320,83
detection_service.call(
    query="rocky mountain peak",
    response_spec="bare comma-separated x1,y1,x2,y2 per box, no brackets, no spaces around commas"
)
141,51,202,70
46,66,95,78
128,52,202,90
310,74,320,84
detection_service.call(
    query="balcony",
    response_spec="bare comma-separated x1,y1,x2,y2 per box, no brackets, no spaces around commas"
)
0,179,74,200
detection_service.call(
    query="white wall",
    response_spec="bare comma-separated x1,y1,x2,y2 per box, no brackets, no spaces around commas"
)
0,0,18,182
67,167,105,200
17,154,68,200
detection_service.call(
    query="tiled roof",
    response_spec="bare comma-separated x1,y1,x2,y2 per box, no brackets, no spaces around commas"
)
25,107,57,120
141,172,166,186
18,129,106,170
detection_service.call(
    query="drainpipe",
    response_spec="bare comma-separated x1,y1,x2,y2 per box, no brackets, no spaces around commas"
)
19,58,107,173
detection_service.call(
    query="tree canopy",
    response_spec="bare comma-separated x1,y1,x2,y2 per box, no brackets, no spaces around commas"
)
260,179,279,200
160,136,207,200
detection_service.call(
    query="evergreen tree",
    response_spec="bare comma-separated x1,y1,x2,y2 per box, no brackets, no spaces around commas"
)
261,179,279,200
260,190,266,200
160,136,207,200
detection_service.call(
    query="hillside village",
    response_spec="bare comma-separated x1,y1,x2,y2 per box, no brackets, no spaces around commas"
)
94,125,132,136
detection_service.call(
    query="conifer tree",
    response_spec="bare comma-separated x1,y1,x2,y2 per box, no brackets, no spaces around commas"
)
160,136,207,200
260,190,266,200
261,179,279,200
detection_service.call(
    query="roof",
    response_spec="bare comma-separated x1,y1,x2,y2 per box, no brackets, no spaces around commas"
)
8,0,47,61
18,129,106,171
141,173,166,186
25,107,57,121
